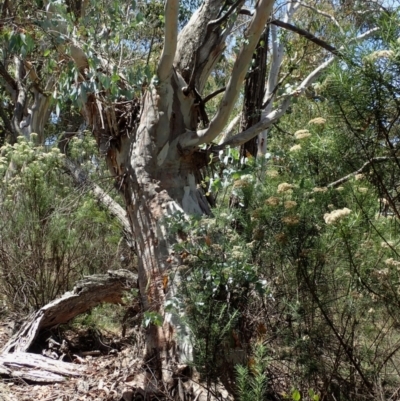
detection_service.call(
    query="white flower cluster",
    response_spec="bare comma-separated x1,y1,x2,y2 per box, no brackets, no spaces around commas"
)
365,50,394,62
294,129,311,140
385,258,400,268
313,187,328,193
277,183,294,194
324,208,351,225
290,144,302,152
309,117,326,125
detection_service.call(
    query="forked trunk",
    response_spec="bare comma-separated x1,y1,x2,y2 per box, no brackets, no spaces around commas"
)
89,70,212,396
84,0,274,395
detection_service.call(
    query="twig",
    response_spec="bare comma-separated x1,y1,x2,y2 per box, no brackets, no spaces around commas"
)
271,19,341,57
203,86,226,104
327,157,394,188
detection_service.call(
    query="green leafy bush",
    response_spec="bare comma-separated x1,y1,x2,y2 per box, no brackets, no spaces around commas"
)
0,136,122,312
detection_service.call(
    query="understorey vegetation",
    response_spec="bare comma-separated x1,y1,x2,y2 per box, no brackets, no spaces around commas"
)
0,0,400,400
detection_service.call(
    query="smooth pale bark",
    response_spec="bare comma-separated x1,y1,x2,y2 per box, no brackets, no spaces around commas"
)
79,3,261,390
218,114,241,145
85,69,210,395
258,1,299,155
0,2,257,394
179,0,275,148
158,0,179,82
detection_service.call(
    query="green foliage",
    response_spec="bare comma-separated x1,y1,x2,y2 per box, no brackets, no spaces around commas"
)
0,1,399,400
235,344,268,401
143,311,163,328
171,23,400,395
0,136,122,312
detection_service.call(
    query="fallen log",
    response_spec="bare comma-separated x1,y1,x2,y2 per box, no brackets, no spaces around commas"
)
0,269,137,382
0,352,85,382
2,269,137,354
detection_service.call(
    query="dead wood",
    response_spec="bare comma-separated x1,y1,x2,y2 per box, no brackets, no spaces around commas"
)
3,269,137,354
0,269,137,382
0,352,85,382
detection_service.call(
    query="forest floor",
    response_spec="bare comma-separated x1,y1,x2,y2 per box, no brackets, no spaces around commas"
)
0,310,145,401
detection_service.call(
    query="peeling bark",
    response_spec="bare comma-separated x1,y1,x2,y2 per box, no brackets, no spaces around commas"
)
83,66,212,393
0,352,85,382
174,0,232,91
75,1,275,394
178,0,274,148
240,28,269,159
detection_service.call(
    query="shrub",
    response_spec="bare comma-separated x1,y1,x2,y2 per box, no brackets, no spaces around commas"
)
0,136,123,312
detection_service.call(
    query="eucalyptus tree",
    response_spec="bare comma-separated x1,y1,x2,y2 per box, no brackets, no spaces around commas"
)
0,0,389,396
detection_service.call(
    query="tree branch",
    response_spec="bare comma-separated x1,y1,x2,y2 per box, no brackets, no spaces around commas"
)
218,55,335,149
218,26,381,151
0,61,17,93
327,157,393,188
213,0,244,26
2,269,137,354
215,97,291,149
297,1,344,34
174,0,237,92
240,6,340,57
271,19,341,57
218,114,241,145
179,0,274,148
64,158,133,238
203,86,226,104
259,1,299,155
157,0,179,82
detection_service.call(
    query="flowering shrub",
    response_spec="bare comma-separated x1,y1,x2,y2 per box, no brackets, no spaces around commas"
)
0,136,123,311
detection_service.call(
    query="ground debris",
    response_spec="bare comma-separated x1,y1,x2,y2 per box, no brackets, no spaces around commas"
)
0,338,145,400
0,270,144,400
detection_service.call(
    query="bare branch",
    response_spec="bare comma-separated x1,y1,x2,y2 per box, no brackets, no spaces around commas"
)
271,19,341,57
217,25,380,151
327,157,393,188
352,27,380,42
216,98,291,149
238,16,341,57
2,270,137,354
213,0,244,26
0,61,17,93
64,158,132,237
179,0,274,148
297,56,336,93
218,55,333,150
157,0,179,82
297,1,344,34
203,86,226,104
218,114,241,145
